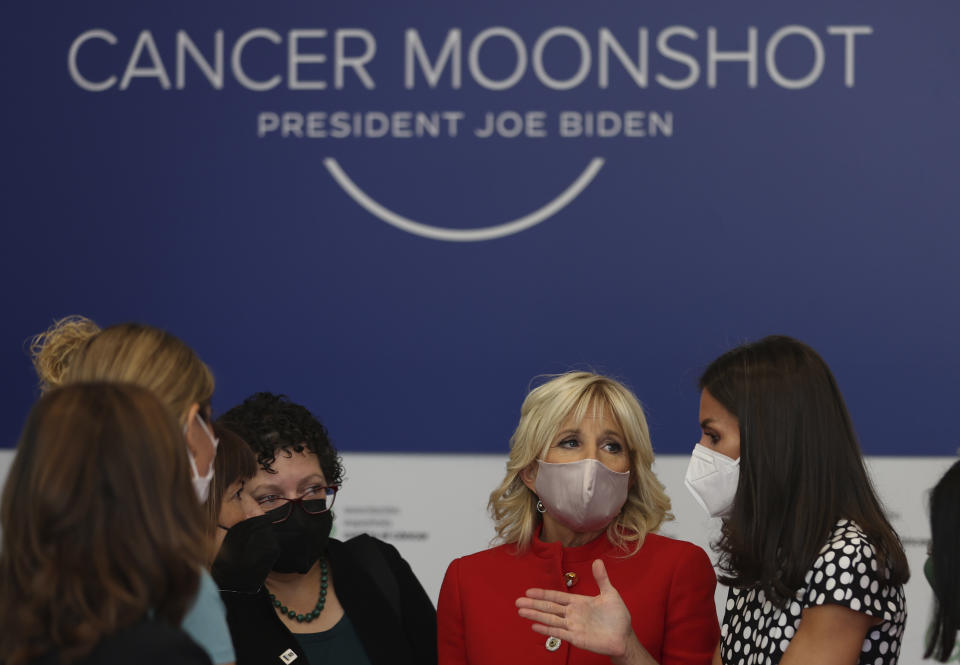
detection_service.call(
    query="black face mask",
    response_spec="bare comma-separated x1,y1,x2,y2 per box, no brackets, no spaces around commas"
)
269,505,333,574
211,514,281,593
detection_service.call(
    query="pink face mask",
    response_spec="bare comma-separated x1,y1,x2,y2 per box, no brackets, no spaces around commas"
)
534,458,630,532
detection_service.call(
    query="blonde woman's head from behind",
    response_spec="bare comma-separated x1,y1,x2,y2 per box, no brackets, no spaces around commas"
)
30,315,102,393
30,316,213,427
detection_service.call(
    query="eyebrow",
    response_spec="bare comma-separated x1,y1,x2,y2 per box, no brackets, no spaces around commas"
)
554,428,624,440
298,474,326,488
249,475,326,495
700,418,716,429
250,482,283,495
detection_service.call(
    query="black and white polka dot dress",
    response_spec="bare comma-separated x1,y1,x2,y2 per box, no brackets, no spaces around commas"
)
719,520,906,665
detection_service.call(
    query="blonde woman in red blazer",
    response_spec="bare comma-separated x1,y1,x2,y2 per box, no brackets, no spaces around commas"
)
438,372,719,665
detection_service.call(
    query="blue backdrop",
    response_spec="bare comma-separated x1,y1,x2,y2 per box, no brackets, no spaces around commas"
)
3,1,958,454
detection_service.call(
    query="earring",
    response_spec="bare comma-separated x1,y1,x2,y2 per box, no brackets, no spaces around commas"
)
536,499,546,514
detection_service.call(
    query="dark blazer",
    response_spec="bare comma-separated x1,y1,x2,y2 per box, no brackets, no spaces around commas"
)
222,535,437,665
29,619,212,665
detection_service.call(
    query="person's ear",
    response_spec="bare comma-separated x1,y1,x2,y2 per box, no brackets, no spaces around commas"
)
520,462,538,492
184,402,201,430
183,402,204,461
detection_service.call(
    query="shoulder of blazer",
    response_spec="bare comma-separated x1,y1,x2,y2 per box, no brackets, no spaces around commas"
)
331,535,402,619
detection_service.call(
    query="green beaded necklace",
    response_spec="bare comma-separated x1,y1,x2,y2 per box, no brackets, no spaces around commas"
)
267,558,329,624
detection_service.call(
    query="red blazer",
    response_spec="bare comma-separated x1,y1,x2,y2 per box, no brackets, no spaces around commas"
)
438,531,719,665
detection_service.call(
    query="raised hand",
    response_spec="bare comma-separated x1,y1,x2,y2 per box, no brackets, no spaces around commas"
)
515,559,643,660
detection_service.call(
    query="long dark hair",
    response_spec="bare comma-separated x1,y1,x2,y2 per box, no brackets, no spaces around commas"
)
700,335,909,605
925,459,960,661
0,384,209,665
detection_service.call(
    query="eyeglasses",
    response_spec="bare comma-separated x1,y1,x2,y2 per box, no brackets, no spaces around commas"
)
259,486,339,524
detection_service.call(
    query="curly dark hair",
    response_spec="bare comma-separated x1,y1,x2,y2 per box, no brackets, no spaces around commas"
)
217,392,343,486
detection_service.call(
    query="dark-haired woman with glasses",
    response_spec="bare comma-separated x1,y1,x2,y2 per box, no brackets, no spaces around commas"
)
216,392,437,665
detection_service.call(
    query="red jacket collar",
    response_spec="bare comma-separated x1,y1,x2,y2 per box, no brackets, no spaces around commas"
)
528,524,623,562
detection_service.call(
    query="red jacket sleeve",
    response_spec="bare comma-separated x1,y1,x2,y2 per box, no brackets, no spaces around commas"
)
661,544,721,665
437,557,467,665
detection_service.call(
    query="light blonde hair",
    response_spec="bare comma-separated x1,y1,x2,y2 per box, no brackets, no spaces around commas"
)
29,315,102,393
30,316,213,426
488,371,672,554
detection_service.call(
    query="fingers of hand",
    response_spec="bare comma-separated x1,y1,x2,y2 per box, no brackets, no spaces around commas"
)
592,559,612,591
516,598,566,616
524,587,574,604
517,607,566,628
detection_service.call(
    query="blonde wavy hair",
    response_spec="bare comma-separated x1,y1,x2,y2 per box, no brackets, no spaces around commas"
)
30,316,213,426
29,315,102,393
488,371,672,554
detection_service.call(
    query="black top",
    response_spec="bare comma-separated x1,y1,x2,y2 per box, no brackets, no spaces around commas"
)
293,614,372,665
221,535,437,665
29,618,212,665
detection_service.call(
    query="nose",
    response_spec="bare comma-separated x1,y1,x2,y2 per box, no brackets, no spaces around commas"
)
241,492,264,519
585,440,601,460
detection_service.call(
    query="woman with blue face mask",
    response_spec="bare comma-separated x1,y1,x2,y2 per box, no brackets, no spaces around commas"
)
924,458,960,662
30,315,235,665
438,371,720,665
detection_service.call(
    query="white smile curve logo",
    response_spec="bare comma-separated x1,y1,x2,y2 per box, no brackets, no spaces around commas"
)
323,157,605,242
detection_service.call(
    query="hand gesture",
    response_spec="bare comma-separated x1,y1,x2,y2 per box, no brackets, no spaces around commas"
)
515,559,635,658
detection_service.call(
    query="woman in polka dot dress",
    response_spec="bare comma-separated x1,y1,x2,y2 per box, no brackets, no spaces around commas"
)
686,336,909,665
514,337,909,665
